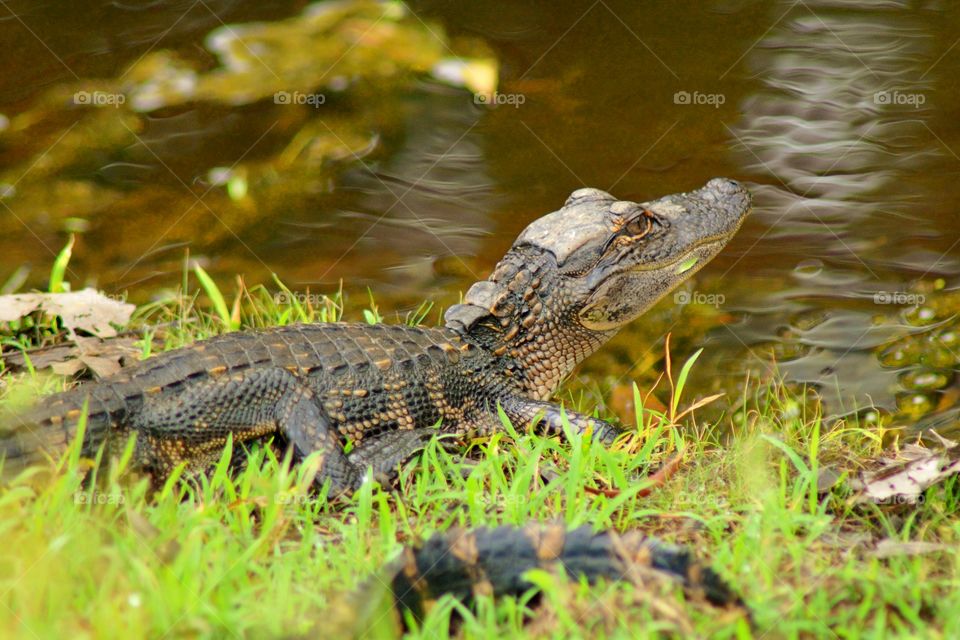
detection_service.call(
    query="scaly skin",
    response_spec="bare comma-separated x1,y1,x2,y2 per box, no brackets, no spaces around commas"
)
1,178,751,494
337,524,747,636
394,524,744,614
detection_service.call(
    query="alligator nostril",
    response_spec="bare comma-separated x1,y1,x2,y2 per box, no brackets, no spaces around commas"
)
706,177,742,194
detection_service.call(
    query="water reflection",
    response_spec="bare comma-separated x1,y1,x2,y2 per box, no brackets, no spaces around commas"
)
724,0,954,422
287,84,501,297
0,1,494,303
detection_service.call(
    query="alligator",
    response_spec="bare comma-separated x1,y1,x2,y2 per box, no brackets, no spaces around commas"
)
1,177,750,491
338,523,747,636
1,178,750,630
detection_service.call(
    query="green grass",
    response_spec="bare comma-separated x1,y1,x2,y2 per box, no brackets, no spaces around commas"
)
1,281,959,639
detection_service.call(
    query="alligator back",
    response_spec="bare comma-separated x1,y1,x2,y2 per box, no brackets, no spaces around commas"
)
1,322,479,476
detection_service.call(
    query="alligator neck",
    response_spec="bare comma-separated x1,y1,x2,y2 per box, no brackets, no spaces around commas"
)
445,247,613,400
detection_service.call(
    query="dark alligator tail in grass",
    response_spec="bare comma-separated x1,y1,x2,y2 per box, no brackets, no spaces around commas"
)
1,179,750,494
335,524,746,636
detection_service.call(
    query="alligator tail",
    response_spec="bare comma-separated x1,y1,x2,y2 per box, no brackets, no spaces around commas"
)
389,524,745,625
0,384,129,477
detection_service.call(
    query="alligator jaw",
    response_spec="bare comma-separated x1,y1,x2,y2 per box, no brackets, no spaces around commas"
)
579,178,751,330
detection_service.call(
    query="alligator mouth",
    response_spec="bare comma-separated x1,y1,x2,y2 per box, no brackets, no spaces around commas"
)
577,179,750,331
593,237,729,293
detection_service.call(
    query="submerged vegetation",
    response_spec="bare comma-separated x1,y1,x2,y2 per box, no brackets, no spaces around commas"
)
0,0,497,298
1,265,959,638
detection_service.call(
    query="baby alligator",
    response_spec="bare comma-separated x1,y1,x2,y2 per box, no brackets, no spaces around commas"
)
2,178,750,492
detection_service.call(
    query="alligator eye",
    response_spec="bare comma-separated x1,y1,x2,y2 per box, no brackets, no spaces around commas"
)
624,209,656,238
600,208,658,256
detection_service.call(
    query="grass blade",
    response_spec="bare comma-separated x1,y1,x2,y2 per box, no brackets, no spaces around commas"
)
194,264,238,331
671,347,704,417
48,235,74,293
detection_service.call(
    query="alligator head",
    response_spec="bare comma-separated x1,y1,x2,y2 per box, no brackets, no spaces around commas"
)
445,178,751,398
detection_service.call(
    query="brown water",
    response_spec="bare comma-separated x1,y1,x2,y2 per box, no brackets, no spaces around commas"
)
2,0,960,432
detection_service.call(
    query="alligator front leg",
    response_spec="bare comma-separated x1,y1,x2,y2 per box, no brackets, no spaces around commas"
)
345,428,440,484
500,397,622,444
130,368,364,494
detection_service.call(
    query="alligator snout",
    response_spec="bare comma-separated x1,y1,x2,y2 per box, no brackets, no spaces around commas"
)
696,177,752,214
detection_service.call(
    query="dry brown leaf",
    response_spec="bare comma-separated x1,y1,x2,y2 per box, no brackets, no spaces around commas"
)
2,335,150,379
0,288,134,337
871,539,951,559
50,359,86,377
78,355,124,378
